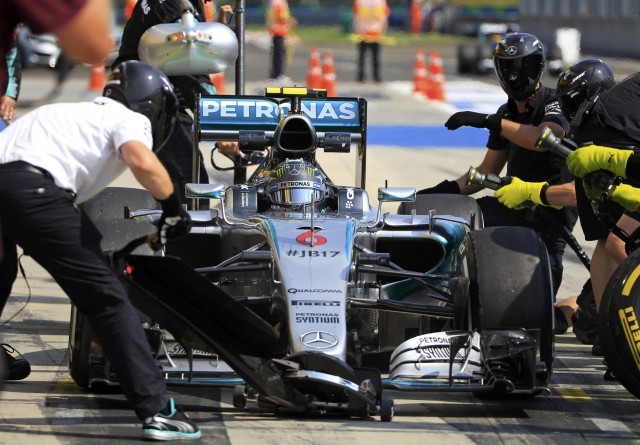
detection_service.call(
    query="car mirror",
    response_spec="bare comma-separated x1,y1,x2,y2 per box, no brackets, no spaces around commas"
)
378,187,416,203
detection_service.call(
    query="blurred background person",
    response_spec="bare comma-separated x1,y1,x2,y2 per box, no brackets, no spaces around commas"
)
266,0,296,81
353,0,391,83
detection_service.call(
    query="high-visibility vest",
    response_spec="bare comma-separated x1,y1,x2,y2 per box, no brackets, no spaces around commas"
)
266,0,292,37
353,0,390,43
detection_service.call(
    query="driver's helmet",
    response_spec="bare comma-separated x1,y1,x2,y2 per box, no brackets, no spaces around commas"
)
493,33,545,100
556,59,616,121
267,159,327,207
103,61,178,152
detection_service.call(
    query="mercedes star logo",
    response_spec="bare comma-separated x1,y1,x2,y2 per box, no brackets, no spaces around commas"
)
300,331,338,349
506,46,518,56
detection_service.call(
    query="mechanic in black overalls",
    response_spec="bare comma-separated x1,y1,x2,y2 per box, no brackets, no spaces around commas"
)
556,62,640,355
418,33,579,332
115,0,238,208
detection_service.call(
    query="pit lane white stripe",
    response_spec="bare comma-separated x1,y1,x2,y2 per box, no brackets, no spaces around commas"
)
589,415,635,438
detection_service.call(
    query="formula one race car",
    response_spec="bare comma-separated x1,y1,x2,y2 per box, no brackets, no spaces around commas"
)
68,87,555,421
457,23,564,76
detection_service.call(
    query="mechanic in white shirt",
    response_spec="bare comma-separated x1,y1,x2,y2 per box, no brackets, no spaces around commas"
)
0,61,201,441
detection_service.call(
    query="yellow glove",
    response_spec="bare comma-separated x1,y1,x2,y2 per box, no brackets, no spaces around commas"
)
495,177,547,209
567,144,632,178
610,183,640,212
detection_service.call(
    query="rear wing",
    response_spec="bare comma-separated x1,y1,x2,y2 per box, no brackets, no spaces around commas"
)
194,90,368,189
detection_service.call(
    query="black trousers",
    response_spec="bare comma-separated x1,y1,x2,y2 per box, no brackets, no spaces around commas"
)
269,35,287,79
477,196,569,297
357,41,381,82
0,169,167,420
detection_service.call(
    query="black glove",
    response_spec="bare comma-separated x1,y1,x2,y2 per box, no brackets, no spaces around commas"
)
417,179,461,195
445,111,502,133
158,187,192,244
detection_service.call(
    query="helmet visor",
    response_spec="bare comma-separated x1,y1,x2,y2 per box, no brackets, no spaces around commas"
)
495,53,544,99
558,87,586,120
269,182,323,206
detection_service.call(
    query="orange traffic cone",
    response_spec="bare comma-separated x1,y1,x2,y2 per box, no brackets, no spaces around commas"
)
306,48,323,89
412,49,429,96
210,72,227,94
426,50,446,101
88,62,106,91
322,52,337,97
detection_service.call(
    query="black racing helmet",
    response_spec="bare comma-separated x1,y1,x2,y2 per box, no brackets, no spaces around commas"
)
493,33,545,100
103,60,178,152
556,59,616,121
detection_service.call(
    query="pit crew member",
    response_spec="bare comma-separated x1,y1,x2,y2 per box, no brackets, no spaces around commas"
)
115,0,239,208
418,33,579,332
557,62,640,354
0,61,200,441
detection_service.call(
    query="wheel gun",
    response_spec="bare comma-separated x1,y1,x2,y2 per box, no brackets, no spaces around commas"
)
464,135,592,270
535,125,620,205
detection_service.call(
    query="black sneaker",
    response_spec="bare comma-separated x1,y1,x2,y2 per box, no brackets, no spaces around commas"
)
142,398,201,441
1,344,31,380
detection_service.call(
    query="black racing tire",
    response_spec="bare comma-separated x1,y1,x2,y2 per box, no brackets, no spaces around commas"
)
475,45,493,75
379,398,394,422
599,248,640,399
464,226,555,394
68,305,92,389
457,44,477,74
233,385,247,408
397,194,484,230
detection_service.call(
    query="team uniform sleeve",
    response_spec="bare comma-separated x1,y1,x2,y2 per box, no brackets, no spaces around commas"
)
112,113,154,159
541,98,569,133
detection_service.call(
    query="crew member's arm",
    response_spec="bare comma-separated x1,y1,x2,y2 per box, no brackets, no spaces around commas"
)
55,0,113,64
120,140,192,242
119,140,174,200
417,148,507,196
0,40,21,122
544,181,577,207
500,119,565,153
445,111,566,153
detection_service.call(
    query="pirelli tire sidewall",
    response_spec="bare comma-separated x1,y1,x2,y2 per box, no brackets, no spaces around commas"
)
600,248,640,398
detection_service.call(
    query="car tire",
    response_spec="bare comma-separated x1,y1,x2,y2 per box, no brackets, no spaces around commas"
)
397,194,484,230
80,186,159,252
457,44,476,74
475,45,493,75
599,248,640,399
68,187,159,389
464,226,555,393
68,305,92,389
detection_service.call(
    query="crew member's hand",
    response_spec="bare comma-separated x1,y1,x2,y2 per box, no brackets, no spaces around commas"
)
610,183,640,212
495,177,547,209
158,188,192,244
0,96,17,122
217,4,233,24
216,141,240,157
567,144,632,178
444,111,502,133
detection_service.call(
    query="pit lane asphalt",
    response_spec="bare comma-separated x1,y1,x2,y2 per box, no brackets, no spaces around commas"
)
2,49,640,443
